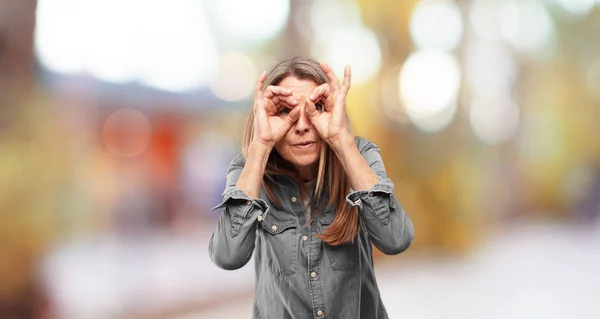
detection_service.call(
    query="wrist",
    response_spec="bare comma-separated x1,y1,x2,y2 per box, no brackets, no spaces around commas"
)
249,140,273,158
328,131,354,152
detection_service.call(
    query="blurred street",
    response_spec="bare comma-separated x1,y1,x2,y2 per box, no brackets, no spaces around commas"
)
42,218,600,319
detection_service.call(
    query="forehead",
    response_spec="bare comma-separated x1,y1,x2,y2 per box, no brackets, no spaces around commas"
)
277,76,317,95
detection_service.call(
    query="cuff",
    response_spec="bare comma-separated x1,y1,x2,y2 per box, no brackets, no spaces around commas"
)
211,188,269,212
346,177,395,208
211,187,269,237
346,177,395,225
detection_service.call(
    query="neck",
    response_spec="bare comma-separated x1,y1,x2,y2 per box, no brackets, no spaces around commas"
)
295,163,318,182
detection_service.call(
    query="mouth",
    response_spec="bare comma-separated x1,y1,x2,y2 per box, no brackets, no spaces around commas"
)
293,141,316,149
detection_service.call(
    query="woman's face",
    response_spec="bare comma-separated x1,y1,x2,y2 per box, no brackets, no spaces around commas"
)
273,76,323,180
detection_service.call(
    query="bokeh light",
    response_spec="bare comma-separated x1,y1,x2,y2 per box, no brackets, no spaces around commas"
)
310,0,362,37
312,25,382,85
410,0,463,51
102,108,152,158
34,0,89,75
469,0,505,43
208,0,290,45
586,58,600,101
210,52,258,102
464,41,518,97
499,0,555,55
554,0,596,16
399,50,461,133
309,0,380,85
469,95,520,145
35,0,219,92
379,64,409,125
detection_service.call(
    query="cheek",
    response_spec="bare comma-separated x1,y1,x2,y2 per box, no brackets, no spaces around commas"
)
274,143,285,160
274,133,291,154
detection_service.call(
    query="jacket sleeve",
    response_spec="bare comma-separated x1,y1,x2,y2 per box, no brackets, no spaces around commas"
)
346,138,414,255
208,153,269,270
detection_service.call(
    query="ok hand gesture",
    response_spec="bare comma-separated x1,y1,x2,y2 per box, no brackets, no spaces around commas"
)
304,63,352,145
252,71,301,149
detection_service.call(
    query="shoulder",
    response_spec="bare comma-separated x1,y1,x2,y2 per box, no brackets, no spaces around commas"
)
353,136,379,155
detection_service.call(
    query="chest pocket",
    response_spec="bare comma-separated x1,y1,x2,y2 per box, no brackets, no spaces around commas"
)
319,214,359,271
259,212,298,276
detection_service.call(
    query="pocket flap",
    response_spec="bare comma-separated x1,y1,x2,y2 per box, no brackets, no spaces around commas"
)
260,213,297,235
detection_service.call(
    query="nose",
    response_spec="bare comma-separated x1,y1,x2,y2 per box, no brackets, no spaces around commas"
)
295,102,310,134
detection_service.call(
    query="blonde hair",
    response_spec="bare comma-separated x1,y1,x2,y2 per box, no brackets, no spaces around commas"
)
242,57,359,246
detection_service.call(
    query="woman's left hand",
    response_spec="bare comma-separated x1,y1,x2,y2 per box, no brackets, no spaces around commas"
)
304,62,352,146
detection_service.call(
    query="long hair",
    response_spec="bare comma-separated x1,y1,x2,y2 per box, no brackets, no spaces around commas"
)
242,57,359,246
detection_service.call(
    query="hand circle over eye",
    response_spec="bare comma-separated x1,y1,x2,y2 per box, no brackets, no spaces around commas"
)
251,72,301,149
263,85,299,114
304,62,352,144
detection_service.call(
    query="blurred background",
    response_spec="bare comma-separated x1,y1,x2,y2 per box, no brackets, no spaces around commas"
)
1,0,599,318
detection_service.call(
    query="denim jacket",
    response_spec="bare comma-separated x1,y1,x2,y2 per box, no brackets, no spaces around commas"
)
209,137,414,319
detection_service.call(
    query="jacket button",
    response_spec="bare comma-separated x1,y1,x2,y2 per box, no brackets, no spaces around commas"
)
291,196,297,203
257,216,263,222
247,200,252,205
310,272,317,278
271,225,277,231
302,235,308,241
317,310,323,316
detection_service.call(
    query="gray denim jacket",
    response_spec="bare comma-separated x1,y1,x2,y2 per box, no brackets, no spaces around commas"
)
209,137,414,319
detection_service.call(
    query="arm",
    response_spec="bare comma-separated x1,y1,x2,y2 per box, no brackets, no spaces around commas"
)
209,71,300,270
331,134,414,255
208,144,271,270
304,63,413,255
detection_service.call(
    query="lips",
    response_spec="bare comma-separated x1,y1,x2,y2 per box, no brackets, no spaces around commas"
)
293,141,316,149
294,141,315,146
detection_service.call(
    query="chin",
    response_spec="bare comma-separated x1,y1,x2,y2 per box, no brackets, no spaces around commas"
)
288,154,319,168
278,148,320,169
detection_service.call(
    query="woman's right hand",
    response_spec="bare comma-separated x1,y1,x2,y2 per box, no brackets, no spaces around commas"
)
252,71,300,149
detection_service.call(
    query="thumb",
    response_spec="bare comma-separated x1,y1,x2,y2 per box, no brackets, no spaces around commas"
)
286,105,301,123
304,97,319,119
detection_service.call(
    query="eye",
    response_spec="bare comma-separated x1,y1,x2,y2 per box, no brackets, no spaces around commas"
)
315,101,324,112
277,107,290,115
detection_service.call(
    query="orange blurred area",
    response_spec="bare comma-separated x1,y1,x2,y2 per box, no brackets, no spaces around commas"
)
1,0,599,318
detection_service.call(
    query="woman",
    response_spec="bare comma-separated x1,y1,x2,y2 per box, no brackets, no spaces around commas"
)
209,57,414,319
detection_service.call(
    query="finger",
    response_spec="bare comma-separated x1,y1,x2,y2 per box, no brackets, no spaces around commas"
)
272,94,297,107
271,95,297,109
283,94,298,105
340,64,351,96
271,95,281,105
304,97,319,119
308,83,331,102
264,85,293,99
264,98,278,116
320,62,340,91
324,96,334,113
285,104,301,123
332,96,346,122
332,91,348,122
255,71,267,103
